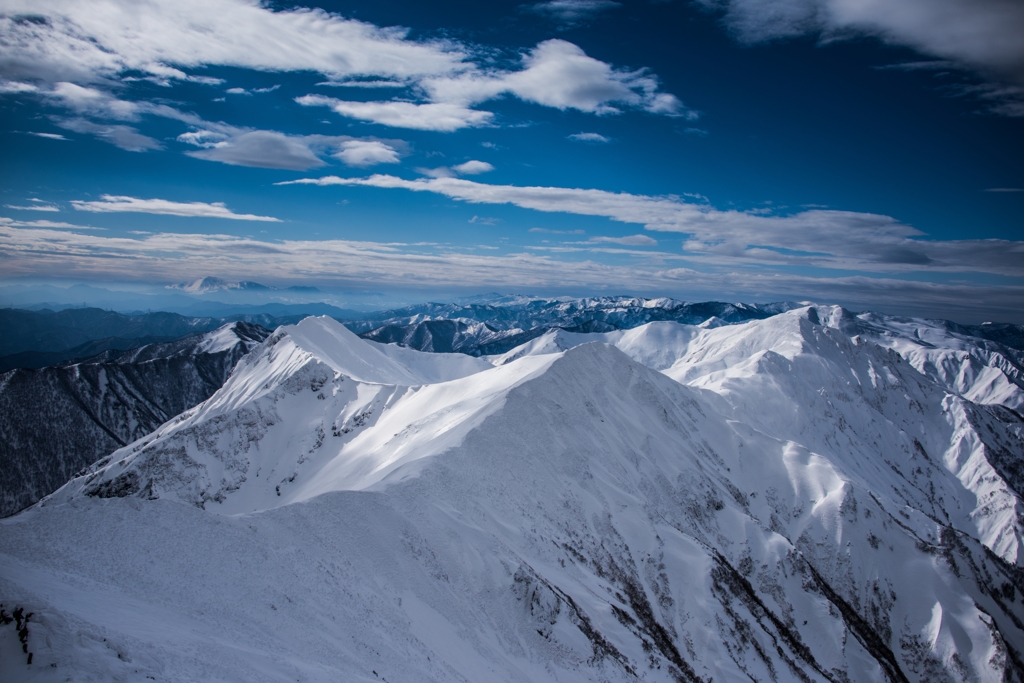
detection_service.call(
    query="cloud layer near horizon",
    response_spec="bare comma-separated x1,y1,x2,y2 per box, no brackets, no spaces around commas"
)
2,223,1021,322
279,175,1024,277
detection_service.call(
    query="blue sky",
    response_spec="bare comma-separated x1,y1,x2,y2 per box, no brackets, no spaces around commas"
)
1,0,1023,321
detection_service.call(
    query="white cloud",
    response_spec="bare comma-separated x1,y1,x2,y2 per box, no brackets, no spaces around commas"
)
418,160,495,178
334,140,401,167
300,40,688,130
529,227,585,234
56,118,162,151
452,160,494,175
421,40,690,118
527,0,621,25
177,129,406,170
278,174,1024,277
469,215,500,225
568,132,610,143
0,0,468,86
184,130,325,170
316,79,407,88
3,4,685,142
70,195,280,221
590,234,657,246
296,96,493,131
0,80,38,93
48,82,142,119
186,75,224,86
700,0,1024,113
5,203,59,212
0,217,101,230
28,132,68,140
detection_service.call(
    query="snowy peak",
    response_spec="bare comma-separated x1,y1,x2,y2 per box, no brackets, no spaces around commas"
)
168,276,268,293
46,315,498,511
278,316,489,386
167,276,321,294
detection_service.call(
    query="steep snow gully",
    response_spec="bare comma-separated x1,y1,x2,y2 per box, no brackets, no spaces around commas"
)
3,306,1024,682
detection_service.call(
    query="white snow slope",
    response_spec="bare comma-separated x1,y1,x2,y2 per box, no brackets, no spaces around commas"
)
2,310,1024,683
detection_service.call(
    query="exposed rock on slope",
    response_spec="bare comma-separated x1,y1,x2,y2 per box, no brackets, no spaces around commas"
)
0,322,268,517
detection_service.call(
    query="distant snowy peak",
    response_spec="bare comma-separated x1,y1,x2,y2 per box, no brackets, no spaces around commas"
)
349,295,805,335
168,276,266,293
167,276,319,294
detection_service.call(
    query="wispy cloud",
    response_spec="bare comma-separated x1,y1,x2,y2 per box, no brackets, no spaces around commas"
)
298,39,689,130
0,80,38,94
316,79,407,88
418,160,495,179
56,118,162,152
70,195,281,221
985,187,1024,192
699,0,1024,115
590,234,657,246
4,202,60,212
526,0,621,26
3,3,687,148
278,174,1024,277
180,130,325,170
529,227,585,234
0,0,468,86
27,132,68,141
177,128,407,170
568,132,610,143
0,217,102,230
297,96,493,132
2,224,1022,322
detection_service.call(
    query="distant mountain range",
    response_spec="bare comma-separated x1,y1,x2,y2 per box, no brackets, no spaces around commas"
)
4,296,1022,373
355,296,1024,356
0,304,356,371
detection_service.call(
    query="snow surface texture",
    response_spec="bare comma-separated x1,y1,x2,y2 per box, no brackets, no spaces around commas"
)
3,310,1024,682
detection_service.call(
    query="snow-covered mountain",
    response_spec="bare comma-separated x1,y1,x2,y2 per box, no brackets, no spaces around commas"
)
168,276,322,294
348,296,802,335
3,308,1024,681
0,322,269,517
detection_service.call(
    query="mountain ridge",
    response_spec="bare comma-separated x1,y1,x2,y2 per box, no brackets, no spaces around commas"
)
3,304,1024,681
